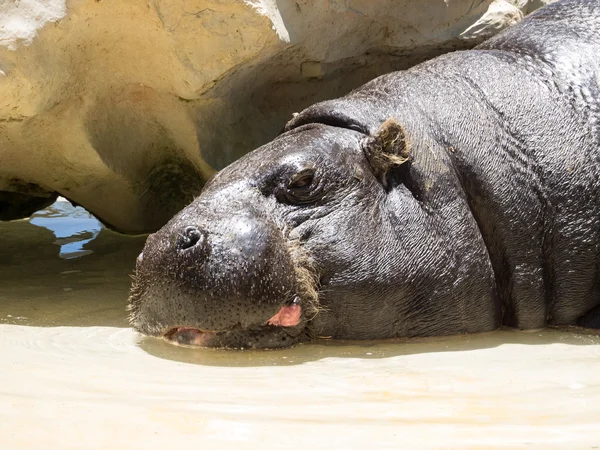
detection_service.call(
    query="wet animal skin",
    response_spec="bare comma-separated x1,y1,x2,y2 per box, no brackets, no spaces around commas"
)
129,0,600,349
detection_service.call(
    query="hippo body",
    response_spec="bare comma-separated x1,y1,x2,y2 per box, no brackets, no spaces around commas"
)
130,0,600,348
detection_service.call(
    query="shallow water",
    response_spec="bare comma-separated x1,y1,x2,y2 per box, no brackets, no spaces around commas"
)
1,200,599,449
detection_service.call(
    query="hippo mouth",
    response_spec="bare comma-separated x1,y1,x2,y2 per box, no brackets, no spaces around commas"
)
160,299,307,348
163,327,218,346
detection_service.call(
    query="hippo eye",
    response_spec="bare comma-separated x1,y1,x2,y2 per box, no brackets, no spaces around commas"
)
288,168,315,191
279,167,322,205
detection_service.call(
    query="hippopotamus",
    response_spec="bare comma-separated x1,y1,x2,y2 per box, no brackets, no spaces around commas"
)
128,0,600,349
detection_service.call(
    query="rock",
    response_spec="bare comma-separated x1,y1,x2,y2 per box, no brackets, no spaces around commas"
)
460,1,524,41
0,0,549,232
518,0,558,14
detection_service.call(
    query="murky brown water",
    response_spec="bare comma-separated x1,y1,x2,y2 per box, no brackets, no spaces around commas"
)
1,199,599,449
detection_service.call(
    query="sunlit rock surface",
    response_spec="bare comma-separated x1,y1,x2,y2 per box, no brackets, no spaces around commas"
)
0,0,553,232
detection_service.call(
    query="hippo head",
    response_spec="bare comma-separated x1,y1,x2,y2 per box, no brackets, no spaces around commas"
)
129,106,498,348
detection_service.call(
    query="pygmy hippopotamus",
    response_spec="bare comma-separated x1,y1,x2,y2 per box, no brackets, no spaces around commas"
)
129,0,600,348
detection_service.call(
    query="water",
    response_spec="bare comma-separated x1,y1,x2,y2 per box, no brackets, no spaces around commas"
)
1,199,599,449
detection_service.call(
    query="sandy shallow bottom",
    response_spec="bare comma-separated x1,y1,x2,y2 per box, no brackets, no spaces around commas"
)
1,200,600,449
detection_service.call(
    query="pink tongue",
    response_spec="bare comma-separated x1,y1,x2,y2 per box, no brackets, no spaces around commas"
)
267,304,301,327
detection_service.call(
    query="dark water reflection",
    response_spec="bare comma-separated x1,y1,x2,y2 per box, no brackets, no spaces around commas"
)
139,326,600,367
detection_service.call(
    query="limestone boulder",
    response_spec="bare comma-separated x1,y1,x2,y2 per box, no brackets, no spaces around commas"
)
0,0,552,232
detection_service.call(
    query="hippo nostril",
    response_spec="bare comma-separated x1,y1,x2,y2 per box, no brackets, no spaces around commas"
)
177,226,205,250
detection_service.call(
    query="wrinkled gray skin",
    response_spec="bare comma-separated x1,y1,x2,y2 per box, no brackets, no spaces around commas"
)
130,0,600,349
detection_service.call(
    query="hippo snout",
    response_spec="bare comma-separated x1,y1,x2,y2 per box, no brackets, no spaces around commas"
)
128,208,315,346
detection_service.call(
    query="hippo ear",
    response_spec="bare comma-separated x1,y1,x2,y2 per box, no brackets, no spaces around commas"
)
362,118,412,186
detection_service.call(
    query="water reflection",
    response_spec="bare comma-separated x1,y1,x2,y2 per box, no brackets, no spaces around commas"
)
138,327,600,367
29,198,102,259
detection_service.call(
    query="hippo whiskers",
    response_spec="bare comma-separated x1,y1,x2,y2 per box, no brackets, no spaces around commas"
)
285,236,322,322
130,0,600,348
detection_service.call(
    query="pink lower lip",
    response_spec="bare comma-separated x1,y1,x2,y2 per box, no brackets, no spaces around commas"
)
163,303,302,346
267,303,302,327
164,327,216,346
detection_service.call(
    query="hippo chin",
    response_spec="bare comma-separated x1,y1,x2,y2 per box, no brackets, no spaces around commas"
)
129,0,600,349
